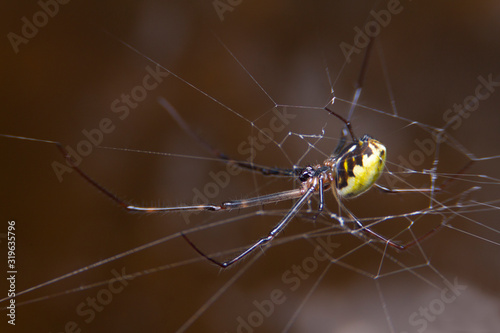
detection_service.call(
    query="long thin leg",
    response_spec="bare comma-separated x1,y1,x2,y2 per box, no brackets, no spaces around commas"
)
343,212,426,251
317,178,325,213
375,158,474,195
158,97,302,178
324,37,375,145
310,178,326,221
1,134,305,213
368,158,476,249
55,139,305,213
182,186,315,268
347,37,374,121
366,162,475,249
331,182,441,251
302,177,327,222
324,107,356,142
331,127,349,156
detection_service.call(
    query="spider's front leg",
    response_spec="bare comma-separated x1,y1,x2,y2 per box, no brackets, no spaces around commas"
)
182,187,316,268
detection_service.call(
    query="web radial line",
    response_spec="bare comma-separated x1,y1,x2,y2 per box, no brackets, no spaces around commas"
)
174,250,264,333
283,261,333,332
446,225,500,246
350,225,434,281
445,133,500,161
0,230,182,305
101,29,251,124
428,265,466,294
97,145,244,163
331,98,444,132
5,256,202,309
0,134,57,145
376,280,396,333
471,154,500,161
12,219,310,310
376,264,432,279
305,216,437,287
214,33,277,106
376,242,390,277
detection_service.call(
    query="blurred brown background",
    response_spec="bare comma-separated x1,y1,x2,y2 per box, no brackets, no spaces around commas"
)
1,1,500,332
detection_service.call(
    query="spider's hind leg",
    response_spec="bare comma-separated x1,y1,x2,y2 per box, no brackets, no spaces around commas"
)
158,97,302,179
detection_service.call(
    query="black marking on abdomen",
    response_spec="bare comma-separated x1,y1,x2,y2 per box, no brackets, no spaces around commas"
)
361,144,374,159
336,141,365,189
336,173,347,189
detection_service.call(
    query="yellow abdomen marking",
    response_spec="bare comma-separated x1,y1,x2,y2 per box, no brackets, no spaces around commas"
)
335,136,386,198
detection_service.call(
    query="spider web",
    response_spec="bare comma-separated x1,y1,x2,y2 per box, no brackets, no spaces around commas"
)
2,1,500,332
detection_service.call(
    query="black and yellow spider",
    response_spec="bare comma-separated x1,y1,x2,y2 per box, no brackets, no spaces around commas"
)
1,41,441,268
0,101,395,270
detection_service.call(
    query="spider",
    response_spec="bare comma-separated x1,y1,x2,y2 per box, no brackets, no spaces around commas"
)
1,104,394,269
25,97,440,269
1,40,445,268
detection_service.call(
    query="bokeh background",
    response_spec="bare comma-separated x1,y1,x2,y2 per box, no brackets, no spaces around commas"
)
2,1,500,332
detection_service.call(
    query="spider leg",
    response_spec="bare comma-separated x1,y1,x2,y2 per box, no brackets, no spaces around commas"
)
182,186,315,268
340,210,411,251
341,180,454,251
324,37,375,144
331,127,348,156
347,36,374,120
359,160,476,249
373,184,478,250
158,97,302,178
364,160,475,249
330,185,428,251
302,177,327,222
317,178,325,213
55,139,307,212
375,157,475,197
0,134,306,213
309,178,326,222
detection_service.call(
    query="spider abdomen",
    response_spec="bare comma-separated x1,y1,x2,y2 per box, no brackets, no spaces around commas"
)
334,135,386,198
